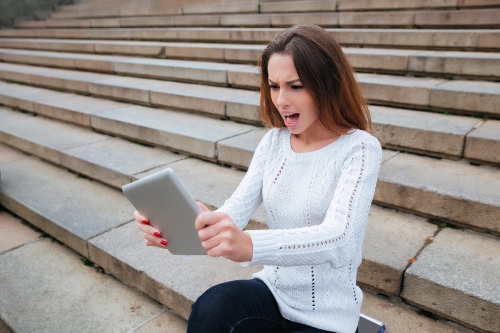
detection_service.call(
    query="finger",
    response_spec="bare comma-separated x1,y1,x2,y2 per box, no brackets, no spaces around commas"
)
143,232,168,248
196,201,210,212
137,222,162,238
197,223,219,242
133,210,149,224
200,233,222,253
195,211,230,230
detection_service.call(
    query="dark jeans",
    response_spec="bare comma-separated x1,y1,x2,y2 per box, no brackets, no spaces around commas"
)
187,279,359,333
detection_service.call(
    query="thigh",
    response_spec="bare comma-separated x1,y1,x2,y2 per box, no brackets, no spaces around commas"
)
187,279,284,333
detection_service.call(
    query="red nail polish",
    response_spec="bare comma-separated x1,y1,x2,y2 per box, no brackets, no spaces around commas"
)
161,240,167,246
154,232,161,237
142,220,149,225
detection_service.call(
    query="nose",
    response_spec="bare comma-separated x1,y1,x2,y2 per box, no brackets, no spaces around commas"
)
275,88,289,109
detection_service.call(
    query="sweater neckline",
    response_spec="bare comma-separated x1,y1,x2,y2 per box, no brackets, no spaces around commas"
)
283,129,354,160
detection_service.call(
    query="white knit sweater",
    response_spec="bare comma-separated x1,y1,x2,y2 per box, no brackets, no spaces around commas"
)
217,127,382,333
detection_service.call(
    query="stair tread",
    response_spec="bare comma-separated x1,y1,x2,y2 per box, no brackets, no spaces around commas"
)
402,227,500,332
376,153,500,234
0,211,185,333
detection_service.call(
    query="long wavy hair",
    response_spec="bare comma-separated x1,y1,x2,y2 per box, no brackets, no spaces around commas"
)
259,25,372,135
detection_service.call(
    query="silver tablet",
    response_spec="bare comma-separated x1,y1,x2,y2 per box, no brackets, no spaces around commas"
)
122,168,206,255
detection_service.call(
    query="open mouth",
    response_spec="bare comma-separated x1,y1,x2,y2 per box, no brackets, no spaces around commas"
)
283,113,300,127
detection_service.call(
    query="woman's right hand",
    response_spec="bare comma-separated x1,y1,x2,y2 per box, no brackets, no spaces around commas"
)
134,210,168,248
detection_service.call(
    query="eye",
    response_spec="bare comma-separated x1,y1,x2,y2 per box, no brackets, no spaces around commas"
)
291,85,303,90
269,84,279,91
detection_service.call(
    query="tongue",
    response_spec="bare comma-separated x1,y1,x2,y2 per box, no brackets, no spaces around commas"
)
287,113,299,123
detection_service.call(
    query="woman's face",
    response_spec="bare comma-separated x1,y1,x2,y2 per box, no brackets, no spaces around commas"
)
267,53,321,138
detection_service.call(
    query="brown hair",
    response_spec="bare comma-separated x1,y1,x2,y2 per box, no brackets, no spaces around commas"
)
259,25,372,135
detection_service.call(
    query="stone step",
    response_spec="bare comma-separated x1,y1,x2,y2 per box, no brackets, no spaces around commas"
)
1,41,499,81
57,0,500,14
0,60,498,121
50,2,259,20
0,144,492,333
0,28,497,51
401,227,500,333
265,0,500,12
0,210,187,333
58,0,214,11
16,9,500,29
0,77,493,165
375,154,500,235
0,101,498,235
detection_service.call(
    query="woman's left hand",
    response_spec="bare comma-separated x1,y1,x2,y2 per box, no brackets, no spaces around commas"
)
195,202,253,262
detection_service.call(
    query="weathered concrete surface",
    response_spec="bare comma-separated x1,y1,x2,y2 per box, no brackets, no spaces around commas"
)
63,138,187,189
0,106,109,165
217,128,268,169
0,143,26,165
402,228,500,333
0,157,133,257
0,238,165,333
88,221,261,320
0,80,64,113
361,292,474,333
90,105,254,162
2,41,498,80
359,206,437,295
371,105,480,159
465,120,500,166
375,153,500,234
260,0,337,13
415,9,500,27
0,28,497,51
226,93,261,122
358,73,446,109
430,80,500,117
149,80,255,117
338,0,456,11
0,210,40,254
133,309,187,333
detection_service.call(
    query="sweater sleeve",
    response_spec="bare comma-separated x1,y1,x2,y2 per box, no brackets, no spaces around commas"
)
243,135,382,268
215,129,275,230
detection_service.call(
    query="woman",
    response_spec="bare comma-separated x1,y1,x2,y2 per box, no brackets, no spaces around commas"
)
136,25,382,333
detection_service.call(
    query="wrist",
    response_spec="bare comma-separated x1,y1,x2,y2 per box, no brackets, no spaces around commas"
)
243,231,253,262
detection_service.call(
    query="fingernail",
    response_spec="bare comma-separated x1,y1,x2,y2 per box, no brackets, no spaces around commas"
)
154,232,161,237
141,220,149,225
161,240,167,246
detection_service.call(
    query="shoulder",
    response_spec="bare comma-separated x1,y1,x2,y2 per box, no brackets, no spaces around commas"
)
345,129,381,151
341,130,382,166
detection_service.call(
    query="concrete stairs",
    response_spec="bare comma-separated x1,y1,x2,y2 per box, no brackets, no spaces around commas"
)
0,0,499,332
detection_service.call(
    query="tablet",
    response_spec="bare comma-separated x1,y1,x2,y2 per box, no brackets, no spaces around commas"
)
122,168,206,255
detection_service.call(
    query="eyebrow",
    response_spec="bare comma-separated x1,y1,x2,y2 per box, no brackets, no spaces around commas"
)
268,79,301,85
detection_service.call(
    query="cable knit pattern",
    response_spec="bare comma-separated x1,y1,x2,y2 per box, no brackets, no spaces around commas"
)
216,128,382,333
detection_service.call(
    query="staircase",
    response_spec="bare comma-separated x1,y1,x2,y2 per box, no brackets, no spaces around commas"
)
0,0,498,332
